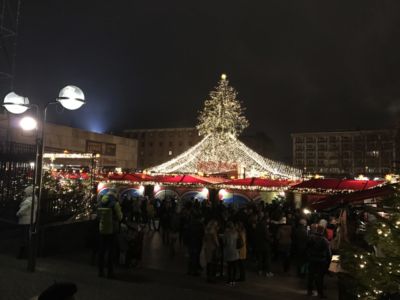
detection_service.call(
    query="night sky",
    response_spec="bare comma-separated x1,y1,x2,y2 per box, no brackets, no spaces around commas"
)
11,0,400,160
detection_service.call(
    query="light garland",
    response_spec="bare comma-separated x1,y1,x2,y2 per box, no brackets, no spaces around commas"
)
44,153,97,159
148,74,301,179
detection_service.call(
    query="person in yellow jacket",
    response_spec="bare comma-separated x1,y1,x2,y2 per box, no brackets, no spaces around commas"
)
97,191,122,278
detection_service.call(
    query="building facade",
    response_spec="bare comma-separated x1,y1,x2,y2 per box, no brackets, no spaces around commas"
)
122,128,201,169
291,129,397,177
0,113,138,169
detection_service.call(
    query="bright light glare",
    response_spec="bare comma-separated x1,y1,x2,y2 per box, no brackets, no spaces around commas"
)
139,185,145,194
57,85,85,110
3,92,29,114
154,184,161,193
355,174,369,181
201,187,209,197
219,189,228,197
29,162,35,168
303,208,311,215
20,116,37,131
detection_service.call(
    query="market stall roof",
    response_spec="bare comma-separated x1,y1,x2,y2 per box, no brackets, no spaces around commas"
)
52,171,91,180
107,173,154,182
221,177,296,188
154,174,227,185
291,178,385,191
310,185,395,210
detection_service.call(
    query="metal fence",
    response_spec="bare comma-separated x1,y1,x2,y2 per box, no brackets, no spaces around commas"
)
0,142,35,222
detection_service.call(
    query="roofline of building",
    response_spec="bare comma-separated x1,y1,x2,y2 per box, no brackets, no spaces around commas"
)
291,128,395,137
123,127,197,132
43,123,135,142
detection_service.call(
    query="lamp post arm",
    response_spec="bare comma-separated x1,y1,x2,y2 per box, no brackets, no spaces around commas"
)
28,104,40,234
35,102,58,229
27,104,40,272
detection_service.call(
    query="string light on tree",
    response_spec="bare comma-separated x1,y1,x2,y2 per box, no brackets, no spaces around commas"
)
341,185,400,299
148,74,301,179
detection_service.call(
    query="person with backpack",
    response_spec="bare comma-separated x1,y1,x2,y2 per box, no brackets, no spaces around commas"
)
97,191,123,278
306,224,332,298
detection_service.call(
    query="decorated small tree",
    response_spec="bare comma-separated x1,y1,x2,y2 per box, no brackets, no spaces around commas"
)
40,171,93,222
341,185,400,299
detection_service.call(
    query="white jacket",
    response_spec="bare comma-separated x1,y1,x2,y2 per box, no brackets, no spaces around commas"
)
16,196,37,225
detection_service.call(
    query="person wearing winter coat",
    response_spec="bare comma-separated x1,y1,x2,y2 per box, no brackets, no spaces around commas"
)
236,222,247,281
16,186,37,225
202,220,219,283
254,217,273,277
16,186,37,259
223,221,239,286
186,213,204,276
307,224,332,298
276,217,293,272
293,219,309,277
97,191,123,278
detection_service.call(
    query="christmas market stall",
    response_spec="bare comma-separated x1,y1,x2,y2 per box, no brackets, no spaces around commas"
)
97,173,154,200
214,177,298,207
151,175,227,202
290,178,386,209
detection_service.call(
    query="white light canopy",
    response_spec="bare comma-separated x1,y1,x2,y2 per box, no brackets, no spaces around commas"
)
57,85,85,110
148,75,302,179
3,92,29,114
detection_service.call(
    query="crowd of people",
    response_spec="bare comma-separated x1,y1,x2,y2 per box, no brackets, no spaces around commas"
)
96,191,339,298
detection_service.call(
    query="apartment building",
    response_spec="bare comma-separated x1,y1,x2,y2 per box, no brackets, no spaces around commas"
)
291,129,397,177
122,128,201,169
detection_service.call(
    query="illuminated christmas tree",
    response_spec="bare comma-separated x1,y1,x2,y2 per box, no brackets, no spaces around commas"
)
197,73,249,140
149,74,301,178
341,186,400,299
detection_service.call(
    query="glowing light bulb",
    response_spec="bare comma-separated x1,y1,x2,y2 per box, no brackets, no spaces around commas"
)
20,116,37,131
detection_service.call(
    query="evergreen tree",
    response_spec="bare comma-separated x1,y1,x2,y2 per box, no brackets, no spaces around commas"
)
341,185,400,299
149,74,300,178
197,74,249,139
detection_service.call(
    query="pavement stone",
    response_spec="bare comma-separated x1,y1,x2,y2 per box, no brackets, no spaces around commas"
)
0,230,338,300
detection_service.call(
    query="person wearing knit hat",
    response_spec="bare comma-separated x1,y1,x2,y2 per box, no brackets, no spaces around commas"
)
97,190,123,278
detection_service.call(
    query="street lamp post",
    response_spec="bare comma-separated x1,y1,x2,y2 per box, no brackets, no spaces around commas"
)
2,85,86,272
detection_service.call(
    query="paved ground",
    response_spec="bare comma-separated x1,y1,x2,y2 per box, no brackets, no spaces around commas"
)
0,229,338,300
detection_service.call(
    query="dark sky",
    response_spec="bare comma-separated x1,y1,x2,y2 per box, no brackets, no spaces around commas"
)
11,0,400,160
